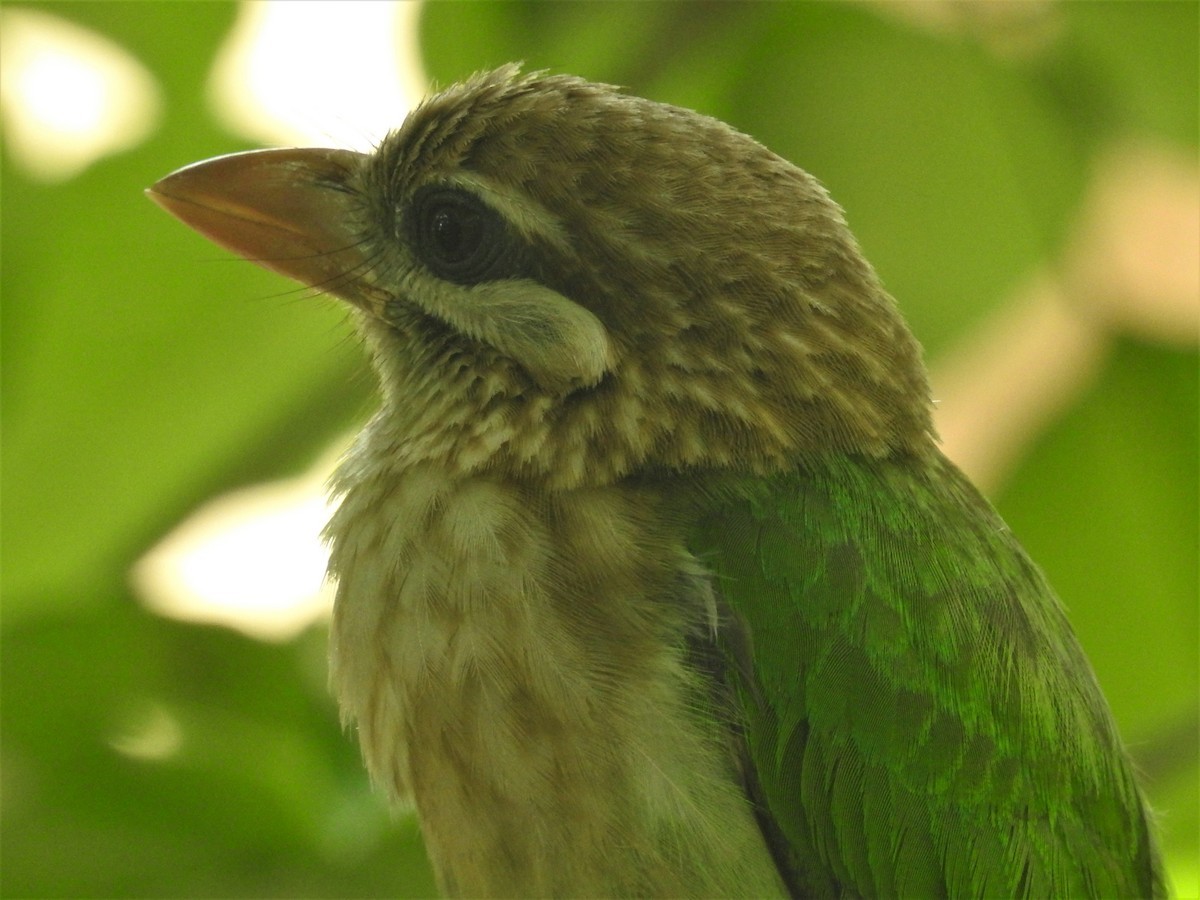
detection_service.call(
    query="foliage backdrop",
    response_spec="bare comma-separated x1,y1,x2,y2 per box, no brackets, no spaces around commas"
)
3,2,1196,896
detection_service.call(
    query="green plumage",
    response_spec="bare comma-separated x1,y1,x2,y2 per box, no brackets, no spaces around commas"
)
692,452,1165,896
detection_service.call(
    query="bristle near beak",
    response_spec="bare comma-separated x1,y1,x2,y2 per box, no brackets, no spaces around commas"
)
148,148,380,308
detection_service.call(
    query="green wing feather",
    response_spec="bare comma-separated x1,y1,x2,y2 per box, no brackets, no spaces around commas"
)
691,452,1165,898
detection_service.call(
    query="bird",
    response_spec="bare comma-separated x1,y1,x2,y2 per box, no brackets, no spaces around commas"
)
148,65,1166,898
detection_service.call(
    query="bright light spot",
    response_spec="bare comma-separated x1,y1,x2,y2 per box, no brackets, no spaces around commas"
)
0,8,160,181
109,703,184,762
132,442,350,642
209,0,426,150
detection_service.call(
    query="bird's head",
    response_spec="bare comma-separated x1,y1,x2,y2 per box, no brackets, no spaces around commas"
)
150,65,934,488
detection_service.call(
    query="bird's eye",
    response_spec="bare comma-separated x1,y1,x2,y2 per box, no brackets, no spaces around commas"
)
409,187,511,285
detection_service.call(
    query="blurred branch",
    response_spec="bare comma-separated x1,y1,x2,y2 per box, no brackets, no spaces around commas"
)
932,139,1199,491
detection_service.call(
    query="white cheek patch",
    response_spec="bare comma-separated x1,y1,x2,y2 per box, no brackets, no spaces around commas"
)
420,277,614,391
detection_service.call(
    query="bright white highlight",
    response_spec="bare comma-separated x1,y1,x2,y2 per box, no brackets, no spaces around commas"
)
132,444,349,642
0,8,161,181
209,0,426,151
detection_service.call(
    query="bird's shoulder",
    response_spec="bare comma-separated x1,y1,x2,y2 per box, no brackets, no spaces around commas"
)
684,452,1164,898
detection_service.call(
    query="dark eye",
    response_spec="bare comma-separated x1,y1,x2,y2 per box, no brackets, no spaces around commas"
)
409,187,511,285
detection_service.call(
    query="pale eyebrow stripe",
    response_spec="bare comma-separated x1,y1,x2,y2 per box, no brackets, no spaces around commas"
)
441,171,572,253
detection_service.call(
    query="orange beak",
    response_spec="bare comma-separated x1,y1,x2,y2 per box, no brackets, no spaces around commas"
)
147,148,381,309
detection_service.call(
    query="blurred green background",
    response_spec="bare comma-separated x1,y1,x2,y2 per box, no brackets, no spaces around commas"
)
2,2,1196,897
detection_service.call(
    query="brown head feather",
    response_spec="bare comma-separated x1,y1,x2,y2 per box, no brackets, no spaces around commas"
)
340,65,935,487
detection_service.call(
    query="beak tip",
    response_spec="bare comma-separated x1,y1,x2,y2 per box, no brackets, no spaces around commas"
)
144,182,180,218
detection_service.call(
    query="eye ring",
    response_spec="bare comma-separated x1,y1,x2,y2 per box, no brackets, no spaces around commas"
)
409,187,510,285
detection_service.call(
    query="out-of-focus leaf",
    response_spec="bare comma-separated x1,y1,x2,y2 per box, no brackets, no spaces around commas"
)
2,602,437,898
1060,0,1199,148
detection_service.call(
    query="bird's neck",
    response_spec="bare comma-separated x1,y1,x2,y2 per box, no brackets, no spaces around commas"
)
324,453,785,897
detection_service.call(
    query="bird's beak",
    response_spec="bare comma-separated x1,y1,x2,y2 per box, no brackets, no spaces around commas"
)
147,148,382,309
